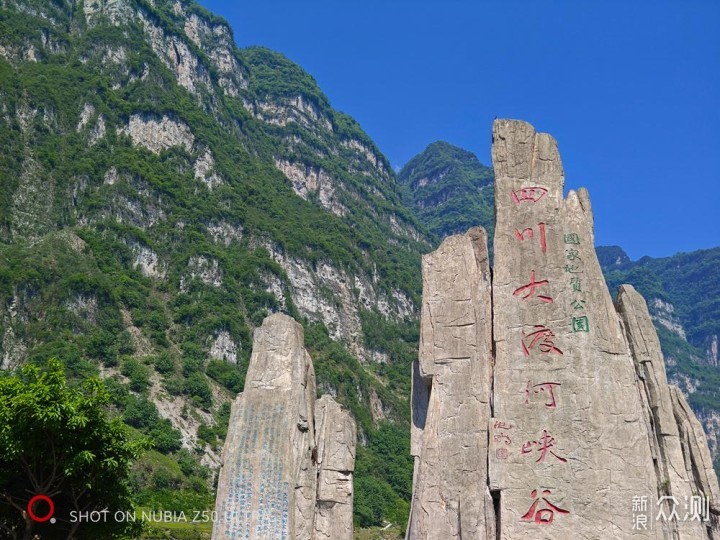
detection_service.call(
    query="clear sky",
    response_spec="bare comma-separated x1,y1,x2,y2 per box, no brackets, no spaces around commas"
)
199,0,719,260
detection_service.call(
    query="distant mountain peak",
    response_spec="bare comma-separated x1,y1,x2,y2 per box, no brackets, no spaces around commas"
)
398,141,494,242
595,245,631,267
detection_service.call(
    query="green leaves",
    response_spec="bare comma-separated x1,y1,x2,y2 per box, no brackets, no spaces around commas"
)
0,358,150,538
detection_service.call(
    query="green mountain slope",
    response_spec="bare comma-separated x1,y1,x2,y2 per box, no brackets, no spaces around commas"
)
398,141,494,244
0,0,427,529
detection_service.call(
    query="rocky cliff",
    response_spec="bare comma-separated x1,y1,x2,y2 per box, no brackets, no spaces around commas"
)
408,119,720,539
0,0,419,524
213,313,355,540
601,246,720,467
401,141,720,480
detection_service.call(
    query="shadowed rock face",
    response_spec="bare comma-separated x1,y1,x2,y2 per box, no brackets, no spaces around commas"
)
407,119,720,539
212,314,356,540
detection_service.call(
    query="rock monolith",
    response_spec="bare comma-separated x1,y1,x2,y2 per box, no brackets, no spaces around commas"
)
313,395,356,540
212,313,356,540
407,119,720,539
406,227,495,539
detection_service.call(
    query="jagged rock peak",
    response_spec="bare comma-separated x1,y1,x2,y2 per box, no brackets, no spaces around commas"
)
407,226,495,539
212,314,356,540
618,285,720,516
407,119,719,539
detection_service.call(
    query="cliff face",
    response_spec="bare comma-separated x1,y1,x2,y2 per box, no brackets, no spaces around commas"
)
408,119,720,539
0,0,420,523
0,0,422,361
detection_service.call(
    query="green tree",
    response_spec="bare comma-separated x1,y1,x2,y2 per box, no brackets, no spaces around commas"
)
0,359,149,539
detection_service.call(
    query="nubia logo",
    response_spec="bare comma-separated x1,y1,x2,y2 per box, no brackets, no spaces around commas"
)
27,494,55,524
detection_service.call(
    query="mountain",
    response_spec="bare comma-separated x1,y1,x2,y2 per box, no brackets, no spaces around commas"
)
398,141,494,244
598,245,720,367
0,0,426,530
2,0,717,534
402,142,720,474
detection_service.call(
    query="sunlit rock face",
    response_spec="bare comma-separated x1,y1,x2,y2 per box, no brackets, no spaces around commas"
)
212,314,356,540
313,395,356,540
407,119,720,540
406,227,495,539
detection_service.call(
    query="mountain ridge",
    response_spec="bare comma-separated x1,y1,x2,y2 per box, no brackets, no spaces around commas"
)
0,0,425,529
398,140,494,245
1,1,718,535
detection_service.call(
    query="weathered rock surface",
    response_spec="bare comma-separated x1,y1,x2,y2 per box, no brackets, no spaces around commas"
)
313,395,356,540
408,119,720,539
406,227,495,539
212,314,356,540
490,118,664,539
212,314,316,539
617,284,718,538
117,113,194,154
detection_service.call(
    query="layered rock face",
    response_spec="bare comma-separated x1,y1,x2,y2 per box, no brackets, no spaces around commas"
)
313,395,357,539
406,227,495,539
212,314,355,540
407,119,719,539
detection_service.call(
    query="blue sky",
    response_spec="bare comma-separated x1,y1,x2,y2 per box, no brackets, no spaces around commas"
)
200,0,719,260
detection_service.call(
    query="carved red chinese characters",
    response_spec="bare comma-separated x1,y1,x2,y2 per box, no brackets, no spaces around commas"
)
514,223,547,253
521,326,563,357
520,430,567,463
524,381,560,409
512,187,548,205
521,489,570,525
513,271,553,303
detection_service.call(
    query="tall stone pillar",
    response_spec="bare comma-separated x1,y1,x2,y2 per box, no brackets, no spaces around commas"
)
212,314,357,539
489,119,663,538
407,118,720,539
312,395,356,540
406,227,496,539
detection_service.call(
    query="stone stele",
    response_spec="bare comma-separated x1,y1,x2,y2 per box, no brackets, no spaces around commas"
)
407,119,720,539
212,313,356,540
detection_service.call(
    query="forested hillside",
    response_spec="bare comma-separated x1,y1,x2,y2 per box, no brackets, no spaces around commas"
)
398,141,494,244
0,0,425,531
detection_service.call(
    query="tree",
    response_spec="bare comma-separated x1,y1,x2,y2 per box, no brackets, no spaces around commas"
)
0,359,149,539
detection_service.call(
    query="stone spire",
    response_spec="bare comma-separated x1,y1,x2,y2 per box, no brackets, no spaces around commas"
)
490,118,666,538
406,227,495,539
313,395,356,540
617,284,720,538
212,313,356,540
407,119,720,539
